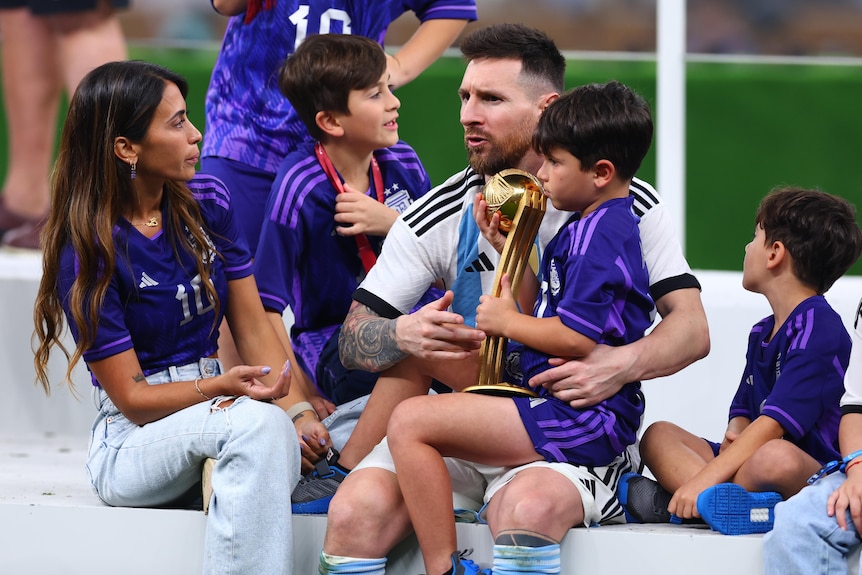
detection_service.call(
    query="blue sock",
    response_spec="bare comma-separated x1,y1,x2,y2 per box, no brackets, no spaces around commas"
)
492,543,561,574
318,551,386,574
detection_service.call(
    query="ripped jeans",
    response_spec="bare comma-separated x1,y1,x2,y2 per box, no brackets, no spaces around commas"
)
87,357,301,575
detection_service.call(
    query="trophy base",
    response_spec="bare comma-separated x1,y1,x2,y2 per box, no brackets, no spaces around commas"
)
461,383,539,398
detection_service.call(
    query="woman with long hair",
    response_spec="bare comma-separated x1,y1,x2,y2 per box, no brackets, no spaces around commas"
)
33,60,327,574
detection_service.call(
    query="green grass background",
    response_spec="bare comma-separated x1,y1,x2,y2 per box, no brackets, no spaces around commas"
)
3,47,860,274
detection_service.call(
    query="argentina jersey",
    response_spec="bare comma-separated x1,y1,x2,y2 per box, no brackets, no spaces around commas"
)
203,0,478,173
58,175,253,379
730,295,847,464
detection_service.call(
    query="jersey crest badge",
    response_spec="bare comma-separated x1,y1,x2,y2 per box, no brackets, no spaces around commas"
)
549,259,561,297
384,186,412,213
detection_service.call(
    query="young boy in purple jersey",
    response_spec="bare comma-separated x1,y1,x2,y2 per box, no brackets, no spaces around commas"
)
205,0,477,253
620,188,862,535
254,34,434,423
385,81,655,575
206,0,476,410
32,60,330,573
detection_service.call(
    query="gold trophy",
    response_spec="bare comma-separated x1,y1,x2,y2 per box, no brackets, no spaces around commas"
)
462,169,547,398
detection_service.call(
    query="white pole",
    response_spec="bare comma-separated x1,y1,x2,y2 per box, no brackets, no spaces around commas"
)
657,0,687,248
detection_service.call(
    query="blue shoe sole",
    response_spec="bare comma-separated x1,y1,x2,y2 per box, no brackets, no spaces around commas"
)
697,483,782,535
291,495,333,515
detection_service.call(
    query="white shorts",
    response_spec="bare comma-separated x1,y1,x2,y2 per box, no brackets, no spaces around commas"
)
354,437,641,527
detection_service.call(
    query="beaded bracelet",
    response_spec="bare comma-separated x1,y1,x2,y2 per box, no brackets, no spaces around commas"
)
194,377,211,400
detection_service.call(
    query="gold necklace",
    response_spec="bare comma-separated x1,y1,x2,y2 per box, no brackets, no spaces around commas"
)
132,215,159,227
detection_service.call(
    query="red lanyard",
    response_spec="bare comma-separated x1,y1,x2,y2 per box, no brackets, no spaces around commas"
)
315,142,385,272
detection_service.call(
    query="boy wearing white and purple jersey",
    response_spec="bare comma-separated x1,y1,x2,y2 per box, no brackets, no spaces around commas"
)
621,188,862,536
203,0,476,251
386,81,655,575
254,35,433,409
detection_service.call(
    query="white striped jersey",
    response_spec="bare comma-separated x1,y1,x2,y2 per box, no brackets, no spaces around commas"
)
354,166,699,326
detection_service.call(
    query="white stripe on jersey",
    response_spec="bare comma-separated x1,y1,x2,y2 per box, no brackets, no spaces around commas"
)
629,177,661,218
401,168,483,238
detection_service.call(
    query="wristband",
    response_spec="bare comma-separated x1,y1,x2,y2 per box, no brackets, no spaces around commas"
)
285,401,315,422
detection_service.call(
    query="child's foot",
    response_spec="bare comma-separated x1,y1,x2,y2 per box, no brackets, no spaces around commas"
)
696,483,782,535
291,447,350,514
618,472,680,523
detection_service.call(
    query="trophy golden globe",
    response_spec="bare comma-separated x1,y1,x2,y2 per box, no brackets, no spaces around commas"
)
462,169,547,398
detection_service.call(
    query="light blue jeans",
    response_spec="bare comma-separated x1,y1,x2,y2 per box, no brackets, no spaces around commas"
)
86,358,301,575
321,393,370,452
764,473,861,575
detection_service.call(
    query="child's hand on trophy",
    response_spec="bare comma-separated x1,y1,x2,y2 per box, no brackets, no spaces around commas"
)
476,274,520,337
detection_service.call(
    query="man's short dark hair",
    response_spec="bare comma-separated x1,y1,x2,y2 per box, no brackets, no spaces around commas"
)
459,23,566,94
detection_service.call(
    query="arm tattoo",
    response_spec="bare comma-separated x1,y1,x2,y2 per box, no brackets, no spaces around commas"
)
132,372,146,383
339,303,408,372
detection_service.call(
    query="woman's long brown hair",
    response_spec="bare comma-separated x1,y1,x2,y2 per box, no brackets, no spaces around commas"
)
33,61,220,394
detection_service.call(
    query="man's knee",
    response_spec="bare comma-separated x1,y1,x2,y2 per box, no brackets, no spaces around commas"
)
327,474,389,531
488,473,585,537
325,469,407,556
505,490,571,527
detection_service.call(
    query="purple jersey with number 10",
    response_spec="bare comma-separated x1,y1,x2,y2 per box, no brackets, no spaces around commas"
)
203,0,478,174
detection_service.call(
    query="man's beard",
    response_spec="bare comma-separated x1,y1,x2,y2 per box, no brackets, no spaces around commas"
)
465,119,534,177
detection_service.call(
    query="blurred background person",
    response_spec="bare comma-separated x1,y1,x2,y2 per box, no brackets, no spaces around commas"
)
0,0,128,250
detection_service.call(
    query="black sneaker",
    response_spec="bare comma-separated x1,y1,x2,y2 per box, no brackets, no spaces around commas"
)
291,447,349,514
618,472,677,523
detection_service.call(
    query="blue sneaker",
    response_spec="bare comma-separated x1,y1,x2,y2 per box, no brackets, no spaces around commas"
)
617,472,681,524
696,483,782,535
291,448,349,514
448,549,491,575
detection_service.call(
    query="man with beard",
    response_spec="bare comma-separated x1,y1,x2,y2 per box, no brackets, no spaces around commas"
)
307,24,710,575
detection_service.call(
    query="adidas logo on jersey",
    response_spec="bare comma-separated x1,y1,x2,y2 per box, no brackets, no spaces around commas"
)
139,272,159,289
463,252,496,273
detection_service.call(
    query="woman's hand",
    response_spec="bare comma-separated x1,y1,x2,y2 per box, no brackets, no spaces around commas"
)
219,359,292,401
294,412,332,473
